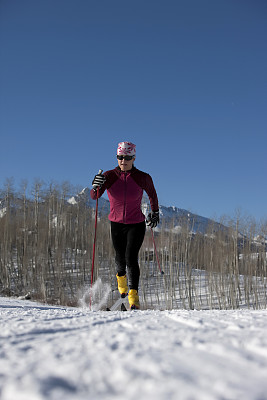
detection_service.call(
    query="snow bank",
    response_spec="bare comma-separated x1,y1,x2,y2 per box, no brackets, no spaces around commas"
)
1,296,267,400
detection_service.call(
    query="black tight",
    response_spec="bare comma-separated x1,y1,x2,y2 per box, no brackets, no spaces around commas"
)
110,221,146,290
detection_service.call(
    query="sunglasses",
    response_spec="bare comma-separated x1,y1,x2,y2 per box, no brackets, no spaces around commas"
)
117,155,134,161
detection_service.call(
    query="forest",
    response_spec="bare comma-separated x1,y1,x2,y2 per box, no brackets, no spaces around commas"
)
1,179,267,310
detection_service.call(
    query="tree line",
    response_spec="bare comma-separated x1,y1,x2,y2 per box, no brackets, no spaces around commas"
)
0,179,266,309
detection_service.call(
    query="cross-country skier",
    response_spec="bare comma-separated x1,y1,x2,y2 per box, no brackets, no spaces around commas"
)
90,141,159,309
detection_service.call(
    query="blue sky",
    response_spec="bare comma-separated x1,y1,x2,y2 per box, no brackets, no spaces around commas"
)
0,0,266,221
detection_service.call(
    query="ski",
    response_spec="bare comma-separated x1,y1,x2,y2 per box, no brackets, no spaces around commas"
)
106,294,141,311
106,295,128,311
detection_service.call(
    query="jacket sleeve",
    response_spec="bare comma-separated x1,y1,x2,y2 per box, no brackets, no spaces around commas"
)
131,169,159,212
144,174,159,212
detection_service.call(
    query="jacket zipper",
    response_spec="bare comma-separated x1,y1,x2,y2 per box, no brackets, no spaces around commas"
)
123,172,127,223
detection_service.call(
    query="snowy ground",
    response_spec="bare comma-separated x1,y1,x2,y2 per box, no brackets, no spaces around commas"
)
1,296,267,400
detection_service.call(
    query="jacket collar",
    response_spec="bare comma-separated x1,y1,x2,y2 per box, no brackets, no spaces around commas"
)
115,166,137,175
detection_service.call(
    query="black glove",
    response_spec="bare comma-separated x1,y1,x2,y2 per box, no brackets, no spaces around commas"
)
146,211,159,228
92,173,106,190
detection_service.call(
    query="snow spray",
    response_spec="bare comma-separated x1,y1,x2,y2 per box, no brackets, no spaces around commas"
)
79,278,111,311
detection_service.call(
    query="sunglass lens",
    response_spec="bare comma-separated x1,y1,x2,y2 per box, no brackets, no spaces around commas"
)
117,155,133,160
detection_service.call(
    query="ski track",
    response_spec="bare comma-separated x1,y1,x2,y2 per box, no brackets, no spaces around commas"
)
1,297,267,400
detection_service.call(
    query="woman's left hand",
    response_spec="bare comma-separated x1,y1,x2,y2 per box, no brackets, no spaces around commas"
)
146,211,159,228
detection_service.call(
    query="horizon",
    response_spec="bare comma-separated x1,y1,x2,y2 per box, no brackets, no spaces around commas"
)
1,177,266,227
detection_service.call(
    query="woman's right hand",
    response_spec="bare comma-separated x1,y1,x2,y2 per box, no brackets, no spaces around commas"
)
92,174,106,190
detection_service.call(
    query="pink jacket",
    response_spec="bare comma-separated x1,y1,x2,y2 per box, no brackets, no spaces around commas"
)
90,167,159,224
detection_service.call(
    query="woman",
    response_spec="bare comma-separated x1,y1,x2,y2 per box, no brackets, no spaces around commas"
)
90,141,159,309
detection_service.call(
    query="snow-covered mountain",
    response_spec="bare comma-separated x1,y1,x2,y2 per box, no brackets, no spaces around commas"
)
68,188,224,234
0,188,221,234
68,187,110,215
0,188,231,234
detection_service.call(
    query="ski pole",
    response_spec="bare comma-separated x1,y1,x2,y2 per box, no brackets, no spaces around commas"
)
90,169,103,308
150,226,164,275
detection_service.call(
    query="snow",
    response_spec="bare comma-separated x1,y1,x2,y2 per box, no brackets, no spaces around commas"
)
0,206,7,218
67,196,77,205
1,295,267,400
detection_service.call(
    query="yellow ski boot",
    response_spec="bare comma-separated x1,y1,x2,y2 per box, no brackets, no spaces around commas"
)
128,289,140,310
116,274,128,298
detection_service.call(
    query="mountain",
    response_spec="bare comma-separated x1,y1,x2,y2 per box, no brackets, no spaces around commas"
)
68,188,225,234
67,187,110,215
0,187,228,234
